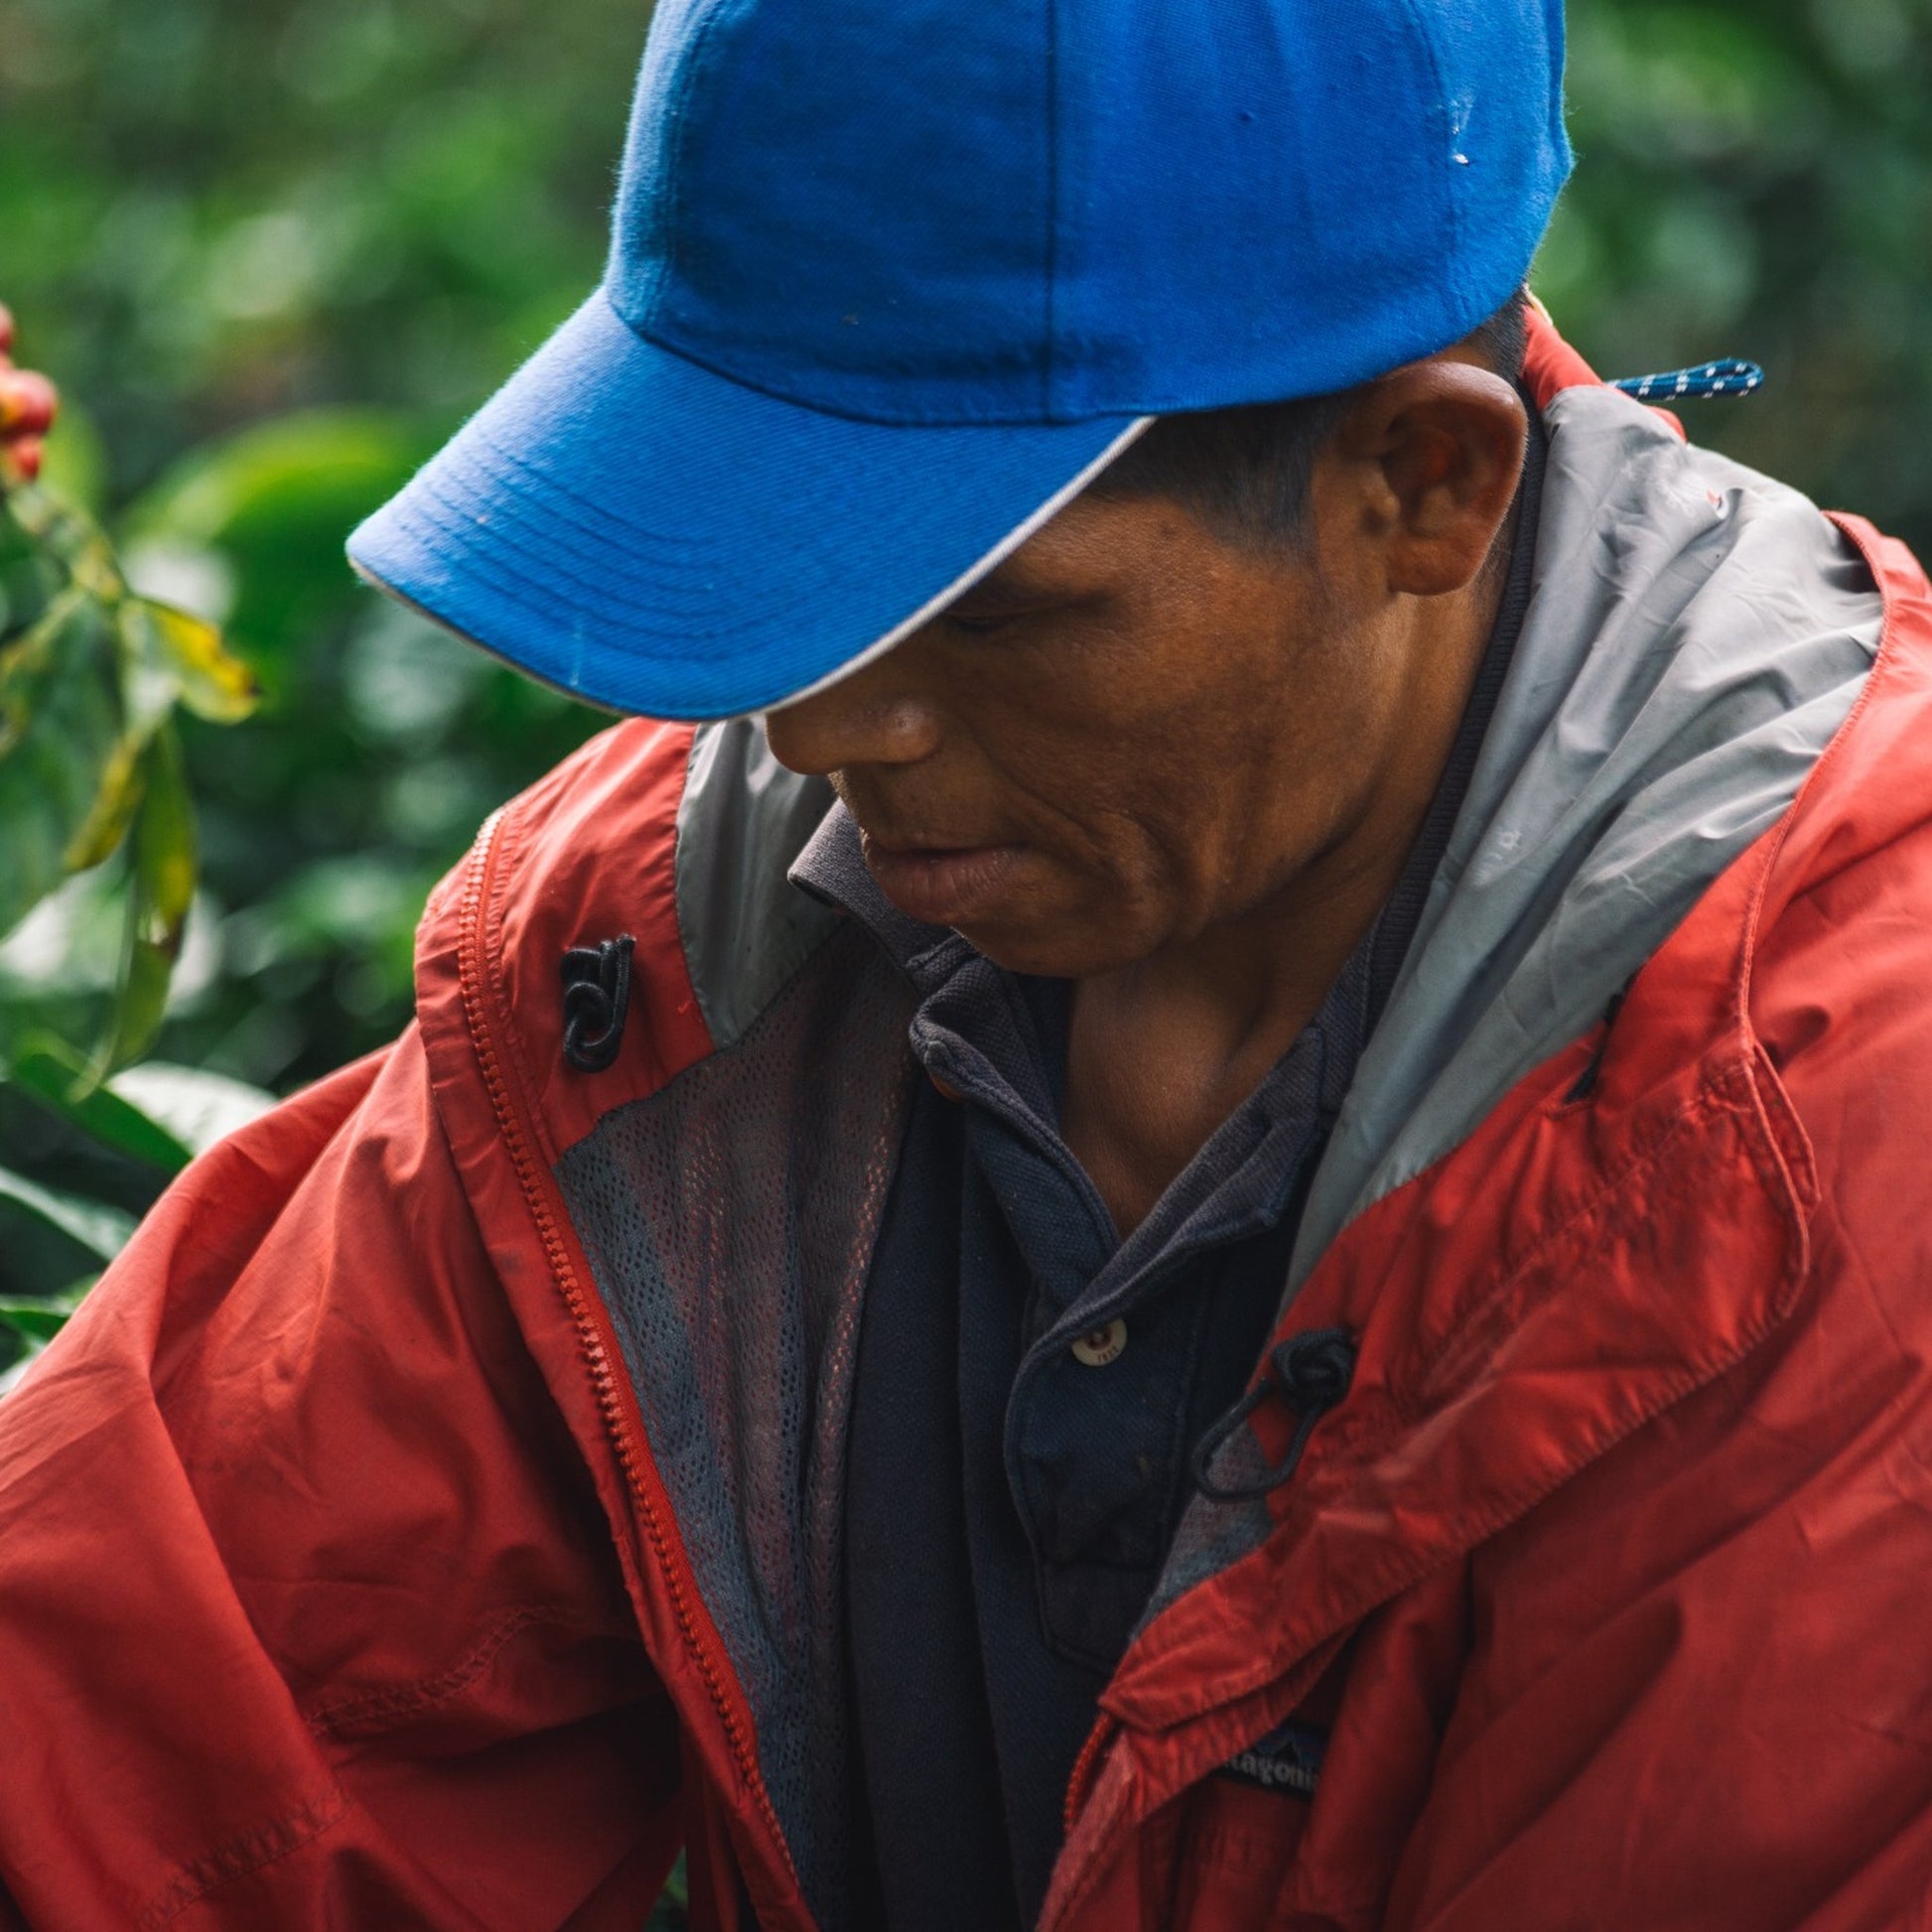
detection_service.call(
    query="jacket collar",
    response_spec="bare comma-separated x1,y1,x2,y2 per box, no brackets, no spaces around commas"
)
788,801,974,996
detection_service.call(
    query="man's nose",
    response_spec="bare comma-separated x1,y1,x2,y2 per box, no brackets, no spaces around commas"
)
762,654,942,777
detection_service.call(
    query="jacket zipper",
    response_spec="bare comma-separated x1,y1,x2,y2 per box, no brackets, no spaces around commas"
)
455,808,799,1907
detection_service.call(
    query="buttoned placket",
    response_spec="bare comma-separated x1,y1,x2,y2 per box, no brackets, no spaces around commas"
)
912,955,1350,1668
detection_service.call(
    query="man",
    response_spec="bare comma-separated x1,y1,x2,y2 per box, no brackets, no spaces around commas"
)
4,1,1932,1927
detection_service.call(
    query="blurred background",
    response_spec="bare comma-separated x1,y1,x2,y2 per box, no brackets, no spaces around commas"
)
0,0,1928,1270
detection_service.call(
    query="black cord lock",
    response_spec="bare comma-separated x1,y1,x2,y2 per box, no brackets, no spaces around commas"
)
559,934,635,1073
1191,1326,1356,1505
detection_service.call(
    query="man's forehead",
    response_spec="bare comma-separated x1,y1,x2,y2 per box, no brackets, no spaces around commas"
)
949,488,1183,608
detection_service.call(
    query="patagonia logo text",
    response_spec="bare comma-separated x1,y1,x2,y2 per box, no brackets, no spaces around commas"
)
1217,1721,1326,1800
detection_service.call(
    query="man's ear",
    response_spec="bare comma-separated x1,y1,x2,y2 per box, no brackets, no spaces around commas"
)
1328,361,1529,598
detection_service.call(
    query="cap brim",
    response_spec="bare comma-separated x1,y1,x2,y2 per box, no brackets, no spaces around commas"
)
346,291,1147,721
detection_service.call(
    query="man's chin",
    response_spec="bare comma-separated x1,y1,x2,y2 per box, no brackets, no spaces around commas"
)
858,835,1147,976
950,907,1145,982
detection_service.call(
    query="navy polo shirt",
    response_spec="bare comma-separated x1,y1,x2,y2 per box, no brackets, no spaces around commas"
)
796,414,1546,1932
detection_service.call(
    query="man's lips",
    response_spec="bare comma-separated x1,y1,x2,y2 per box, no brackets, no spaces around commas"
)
859,832,1023,926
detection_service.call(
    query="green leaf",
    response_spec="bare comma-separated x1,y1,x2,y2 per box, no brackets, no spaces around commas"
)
114,599,188,745
6,1031,195,1171
0,1164,136,1262
120,410,428,686
0,584,126,934
109,1061,274,1159
0,1278,97,1353
60,728,148,874
0,1299,77,1343
123,410,424,552
5,482,124,603
0,492,61,642
0,473,247,980
92,723,197,1077
35,402,108,519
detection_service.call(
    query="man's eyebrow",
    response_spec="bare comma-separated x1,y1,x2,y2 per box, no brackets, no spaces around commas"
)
948,568,1054,613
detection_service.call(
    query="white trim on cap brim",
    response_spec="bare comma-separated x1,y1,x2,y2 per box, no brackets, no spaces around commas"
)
350,411,1158,725
759,413,1156,721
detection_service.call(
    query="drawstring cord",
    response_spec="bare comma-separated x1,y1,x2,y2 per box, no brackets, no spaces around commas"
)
1610,358,1764,403
560,934,635,1072
1191,1327,1357,1505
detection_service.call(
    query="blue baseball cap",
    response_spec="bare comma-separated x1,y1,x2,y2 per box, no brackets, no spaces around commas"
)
348,0,1572,722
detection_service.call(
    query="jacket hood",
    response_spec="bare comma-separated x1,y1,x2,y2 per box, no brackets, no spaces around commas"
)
1292,382,1881,1280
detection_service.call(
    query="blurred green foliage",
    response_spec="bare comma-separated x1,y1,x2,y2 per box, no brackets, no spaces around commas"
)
0,461,279,1379
1545,0,1932,536
0,0,1927,1314
0,0,641,1304
0,476,258,1058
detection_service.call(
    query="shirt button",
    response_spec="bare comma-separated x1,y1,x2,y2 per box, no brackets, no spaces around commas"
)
1070,1318,1128,1368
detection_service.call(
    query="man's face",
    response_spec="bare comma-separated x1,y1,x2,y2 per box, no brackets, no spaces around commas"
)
763,484,1426,980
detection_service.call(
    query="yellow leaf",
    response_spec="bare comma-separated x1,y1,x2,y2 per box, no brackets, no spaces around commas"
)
61,731,147,874
138,598,258,724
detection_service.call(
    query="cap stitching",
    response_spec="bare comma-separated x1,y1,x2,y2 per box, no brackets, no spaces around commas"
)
1389,0,1468,327
1043,0,1061,421
655,0,752,339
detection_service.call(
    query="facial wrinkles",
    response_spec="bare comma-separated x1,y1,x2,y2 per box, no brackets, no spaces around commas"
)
1134,620,1330,929
964,649,1206,917
814,488,1384,965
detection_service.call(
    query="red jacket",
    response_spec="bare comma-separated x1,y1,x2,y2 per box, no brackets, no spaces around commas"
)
6,333,1932,1930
